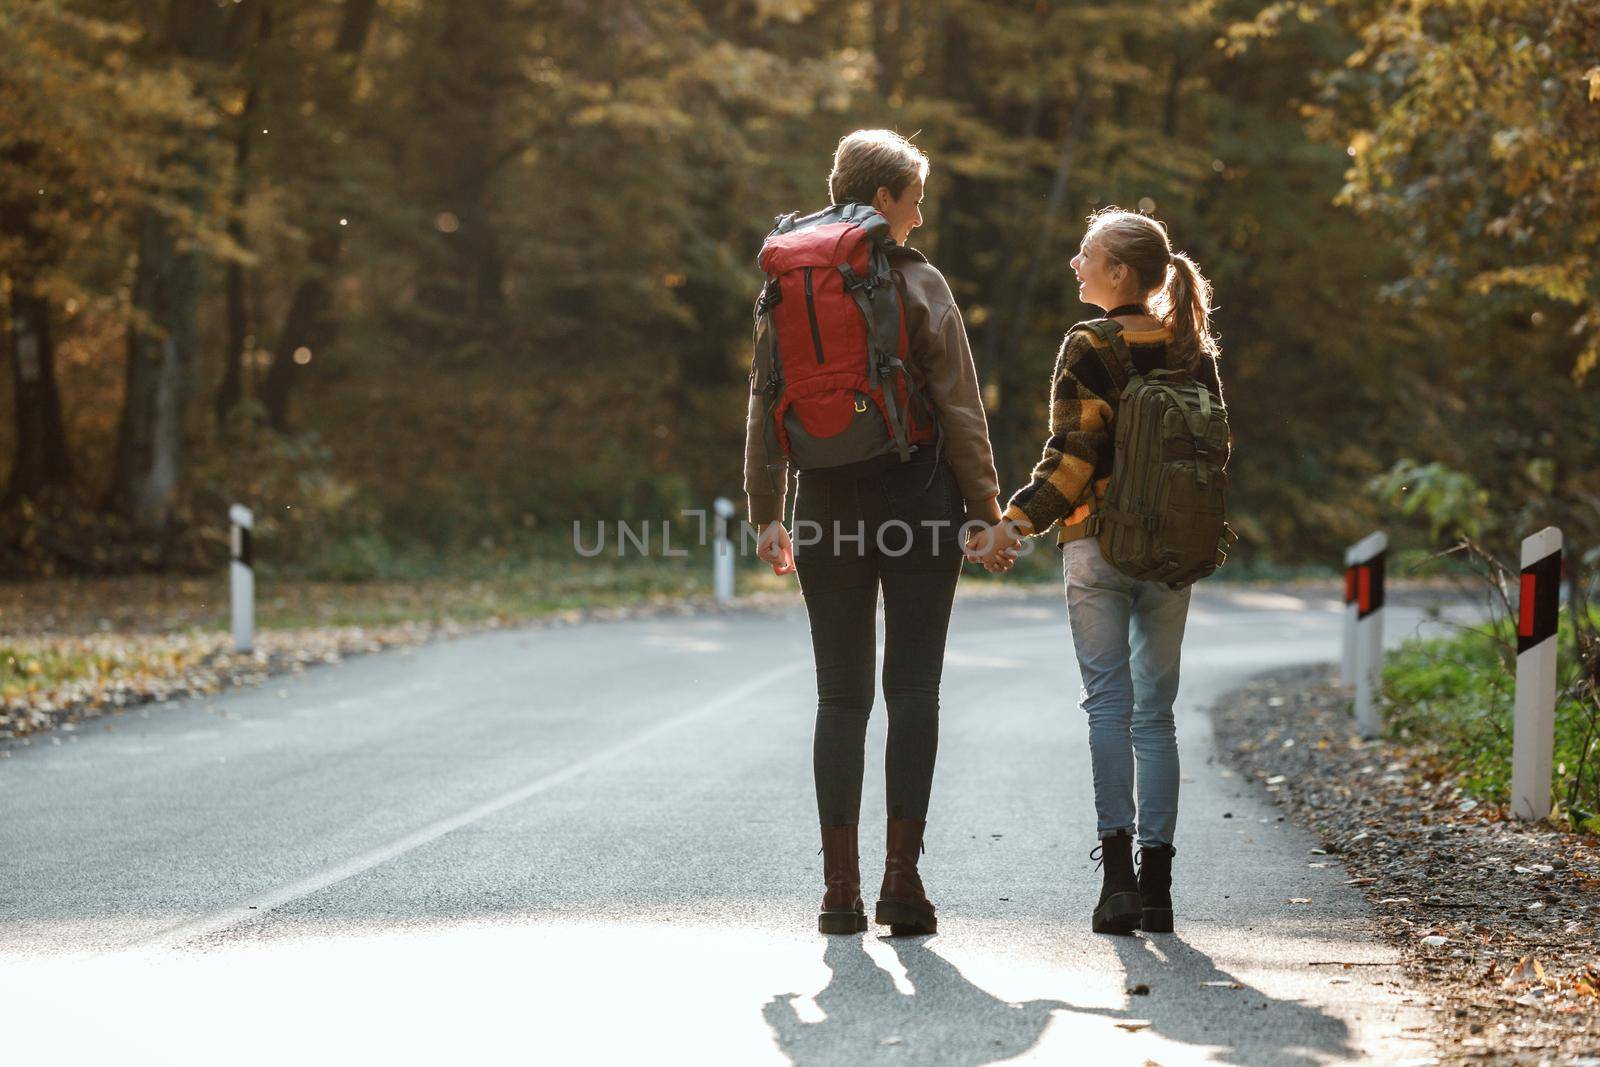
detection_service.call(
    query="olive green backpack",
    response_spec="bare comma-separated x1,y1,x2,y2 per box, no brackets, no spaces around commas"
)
1077,319,1237,589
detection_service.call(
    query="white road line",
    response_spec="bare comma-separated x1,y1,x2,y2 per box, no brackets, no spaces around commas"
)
132,661,805,953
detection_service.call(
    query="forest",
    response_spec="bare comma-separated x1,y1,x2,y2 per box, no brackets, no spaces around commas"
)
2,0,1596,582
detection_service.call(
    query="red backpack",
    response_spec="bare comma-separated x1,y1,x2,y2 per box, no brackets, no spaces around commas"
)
753,203,939,484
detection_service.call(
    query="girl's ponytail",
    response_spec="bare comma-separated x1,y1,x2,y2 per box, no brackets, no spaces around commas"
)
1160,250,1219,374
1083,207,1221,376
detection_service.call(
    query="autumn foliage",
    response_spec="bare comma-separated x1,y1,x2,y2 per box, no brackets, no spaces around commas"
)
0,0,1595,580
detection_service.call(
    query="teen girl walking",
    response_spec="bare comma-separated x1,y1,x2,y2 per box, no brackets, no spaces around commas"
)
973,208,1227,934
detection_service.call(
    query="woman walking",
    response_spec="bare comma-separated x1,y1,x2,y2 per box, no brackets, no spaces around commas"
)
744,130,1002,936
972,208,1226,934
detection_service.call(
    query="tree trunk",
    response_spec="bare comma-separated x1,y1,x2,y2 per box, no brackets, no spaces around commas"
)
215,90,258,435
3,281,74,504
979,71,1091,470
0,137,74,506
258,0,378,432
107,209,202,532
106,0,256,533
214,4,272,434
999,78,1092,371
1162,45,1186,139
215,234,249,432
872,0,903,98
334,0,377,54
410,0,513,337
260,231,337,431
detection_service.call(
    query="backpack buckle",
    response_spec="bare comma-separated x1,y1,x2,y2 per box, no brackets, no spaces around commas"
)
839,266,874,294
756,279,782,315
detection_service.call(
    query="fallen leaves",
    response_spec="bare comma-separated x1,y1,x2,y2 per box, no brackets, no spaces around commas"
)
1213,662,1600,1061
1497,956,1600,1014
0,627,414,740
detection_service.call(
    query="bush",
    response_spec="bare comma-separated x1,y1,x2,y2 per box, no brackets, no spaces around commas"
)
1382,611,1600,833
185,402,381,569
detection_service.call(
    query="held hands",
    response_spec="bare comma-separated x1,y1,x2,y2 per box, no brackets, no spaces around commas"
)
964,518,1025,574
756,521,795,575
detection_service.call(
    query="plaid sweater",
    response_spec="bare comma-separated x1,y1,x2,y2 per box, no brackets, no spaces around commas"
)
1002,322,1224,543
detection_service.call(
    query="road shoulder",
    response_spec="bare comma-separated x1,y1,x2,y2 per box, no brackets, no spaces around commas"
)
1211,662,1600,1063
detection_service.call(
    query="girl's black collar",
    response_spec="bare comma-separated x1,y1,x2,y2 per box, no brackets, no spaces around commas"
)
1104,303,1147,319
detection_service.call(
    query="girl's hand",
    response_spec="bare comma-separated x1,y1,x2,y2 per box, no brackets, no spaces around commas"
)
984,543,1020,573
965,520,1022,572
757,521,795,575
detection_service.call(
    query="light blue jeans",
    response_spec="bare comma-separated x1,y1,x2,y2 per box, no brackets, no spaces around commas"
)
1062,536,1192,849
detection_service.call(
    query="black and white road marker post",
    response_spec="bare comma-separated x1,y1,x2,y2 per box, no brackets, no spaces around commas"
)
1512,526,1562,821
713,496,735,604
1349,531,1387,739
230,504,255,654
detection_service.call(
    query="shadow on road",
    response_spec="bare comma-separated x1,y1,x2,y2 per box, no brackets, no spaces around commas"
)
763,936,1069,1066
1105,933,1358,1066
763,932,1361,1066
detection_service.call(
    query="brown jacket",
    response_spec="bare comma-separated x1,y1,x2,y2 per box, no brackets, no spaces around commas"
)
743,257,1001,527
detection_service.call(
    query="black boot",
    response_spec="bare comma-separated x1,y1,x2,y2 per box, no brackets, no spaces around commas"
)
1136,844,1175,933
1091,831,1141,935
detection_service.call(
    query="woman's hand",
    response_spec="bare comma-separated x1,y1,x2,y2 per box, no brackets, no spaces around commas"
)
964,519,1023,573
756,521,795,575
981,546,1018,574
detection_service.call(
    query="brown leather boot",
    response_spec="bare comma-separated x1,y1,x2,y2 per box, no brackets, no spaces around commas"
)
874,817,937,936
819,824,867,934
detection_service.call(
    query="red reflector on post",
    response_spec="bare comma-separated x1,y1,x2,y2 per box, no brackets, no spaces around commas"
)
1358,567,1371,614
1344,568,1357,605
1519,573,1537,638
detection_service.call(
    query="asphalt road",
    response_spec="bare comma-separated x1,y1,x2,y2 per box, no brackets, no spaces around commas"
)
1,579,1477,1065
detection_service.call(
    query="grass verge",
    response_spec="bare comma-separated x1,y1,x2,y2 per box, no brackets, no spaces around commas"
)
1382,611,1600,833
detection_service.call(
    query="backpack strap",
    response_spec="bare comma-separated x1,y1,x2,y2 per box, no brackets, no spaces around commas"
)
765,211,799,246
1074,319,1137,394
751,295,788,498
876,340,914,462
841,243,913,461
884,243,929,266
890,267,946,490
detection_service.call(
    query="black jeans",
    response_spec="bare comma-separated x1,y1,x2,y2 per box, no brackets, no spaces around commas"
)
793,448,966,828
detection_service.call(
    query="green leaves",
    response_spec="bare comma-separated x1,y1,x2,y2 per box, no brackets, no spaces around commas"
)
1370,459,1490,542
1314,0,1600,353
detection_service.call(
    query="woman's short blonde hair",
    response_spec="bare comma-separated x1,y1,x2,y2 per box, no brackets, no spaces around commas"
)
827,130,929,206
